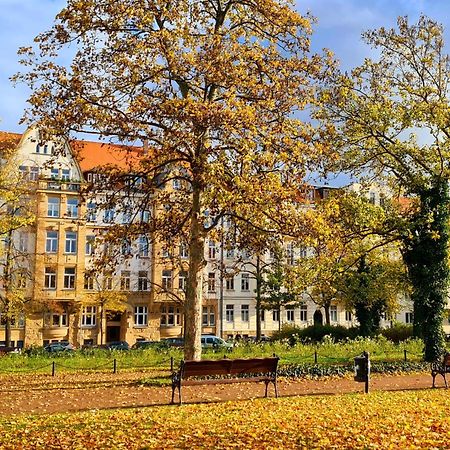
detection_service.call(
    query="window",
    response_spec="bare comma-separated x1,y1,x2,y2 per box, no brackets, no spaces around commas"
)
179,243,189,258
65,231,77,254
47,197,60,217
272,310,280,322
241,273,249,291
44,267,56,289
81,306,97,327
45,312,68,327
369,192,376,204
330,305,338,322
172,178,181,190
133,271,146,292
345,310,353,322
202,306,215,326
134,306,148,327
286,243,294,265
405,312,414,324
226,247,235,258
225,276,235,291
140,210,151,223
299,246,307,258
104,208,115,223
103,272,113,290
178,271,187,291
138,236,149,257
46,231,58,253
208,241,216,259
27,166,38,181
260,309,265,322
162,270,172,290
61,169,70,181
66,197,78,218
241,304,249,322
84,274,94,290
286,307,294,322
19,233,28,253
225,305,234,323
121,239,131,255
85,235,95,255
16,271,27,289
120,270,131,291
50,167,59,179
63,267,76,289
300,303,307,322
122,209,132,224
380,193,386,207
160,305,181,326
86,202,97,222
208,272,216,292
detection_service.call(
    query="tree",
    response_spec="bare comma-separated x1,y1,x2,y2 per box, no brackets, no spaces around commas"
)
0,140,36,346
316,16,450,360
260,251,296,331
290,190,394,325
338,253,408,336
17,1,332,359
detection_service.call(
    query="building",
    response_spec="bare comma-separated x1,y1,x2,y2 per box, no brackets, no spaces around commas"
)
0,128,440,348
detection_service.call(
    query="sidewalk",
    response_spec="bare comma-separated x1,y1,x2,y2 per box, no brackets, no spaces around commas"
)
0,372,436,416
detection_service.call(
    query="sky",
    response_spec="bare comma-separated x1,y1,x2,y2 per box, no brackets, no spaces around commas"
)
1,0,450,134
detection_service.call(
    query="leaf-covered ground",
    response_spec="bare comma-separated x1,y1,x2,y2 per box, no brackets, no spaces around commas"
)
1,389,449,449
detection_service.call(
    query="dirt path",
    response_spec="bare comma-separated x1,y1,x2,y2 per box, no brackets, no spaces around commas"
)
0,370,439,416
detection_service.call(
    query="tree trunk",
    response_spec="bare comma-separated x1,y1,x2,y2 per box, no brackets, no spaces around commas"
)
403,182,450,361
184,183,205,360
255,255,262,341
3,229,13,347
324,303,331,326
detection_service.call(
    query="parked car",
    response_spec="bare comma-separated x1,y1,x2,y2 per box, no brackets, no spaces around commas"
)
106,341,129,351
131,340,169,350
44,342,74,353
163,337,184,347
201,335,233,351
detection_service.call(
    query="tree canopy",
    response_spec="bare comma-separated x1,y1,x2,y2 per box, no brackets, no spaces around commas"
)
16,0,333,359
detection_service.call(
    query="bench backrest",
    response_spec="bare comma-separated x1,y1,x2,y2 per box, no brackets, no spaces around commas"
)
180,357,279,378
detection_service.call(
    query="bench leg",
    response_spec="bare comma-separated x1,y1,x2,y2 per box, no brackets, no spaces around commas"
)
432,373,437,388
444,373,448,388
274,379,279,398
264,380,269,397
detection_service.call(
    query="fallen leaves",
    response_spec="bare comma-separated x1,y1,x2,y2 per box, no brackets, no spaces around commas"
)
0,389,449,449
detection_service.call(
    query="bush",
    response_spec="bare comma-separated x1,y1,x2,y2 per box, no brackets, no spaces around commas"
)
380,323,413,343
272,324,359,344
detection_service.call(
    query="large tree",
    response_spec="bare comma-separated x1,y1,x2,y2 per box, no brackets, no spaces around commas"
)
316,16,450,361
17,0,331,359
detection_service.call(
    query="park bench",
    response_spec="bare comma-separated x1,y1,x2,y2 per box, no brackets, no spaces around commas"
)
171,356,279,404
431,352,450,388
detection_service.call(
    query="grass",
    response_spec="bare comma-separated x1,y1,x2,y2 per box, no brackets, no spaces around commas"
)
0,389,449,449
0,336,425,376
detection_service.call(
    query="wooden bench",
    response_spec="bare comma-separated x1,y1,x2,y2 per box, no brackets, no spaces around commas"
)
431,353,450,388
171,357,279,404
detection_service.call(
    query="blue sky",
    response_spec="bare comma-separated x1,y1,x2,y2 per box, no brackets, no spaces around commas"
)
1,0,450,133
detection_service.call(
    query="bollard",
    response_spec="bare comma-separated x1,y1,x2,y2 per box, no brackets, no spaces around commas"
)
354,351,370,393
170,356,173,372
404,349,407,362
113,358,117,374
52,361,56,377
314,350,318,364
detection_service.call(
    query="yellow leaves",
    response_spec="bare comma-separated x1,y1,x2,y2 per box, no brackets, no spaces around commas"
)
1,389,450,449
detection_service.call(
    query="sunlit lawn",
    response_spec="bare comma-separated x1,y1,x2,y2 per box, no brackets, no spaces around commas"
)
0,389,448,449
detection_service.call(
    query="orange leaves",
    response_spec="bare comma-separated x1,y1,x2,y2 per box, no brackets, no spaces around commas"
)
1,389,450,448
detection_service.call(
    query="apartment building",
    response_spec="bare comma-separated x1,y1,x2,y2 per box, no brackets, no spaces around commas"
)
0,127,438,348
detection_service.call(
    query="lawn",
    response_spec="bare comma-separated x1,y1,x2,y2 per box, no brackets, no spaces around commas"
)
0,389,448,449
0,337,426,376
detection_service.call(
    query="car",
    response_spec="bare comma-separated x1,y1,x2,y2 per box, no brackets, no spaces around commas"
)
163,337,184,347
131,340,169,350
44,342,74,353
106,341,129,351
201,335,233,351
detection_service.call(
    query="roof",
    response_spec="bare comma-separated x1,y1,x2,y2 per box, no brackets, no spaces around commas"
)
0,130,143,171
71,140,143,172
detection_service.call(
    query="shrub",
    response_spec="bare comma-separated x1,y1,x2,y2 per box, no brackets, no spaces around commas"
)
272,324,359,344
380,323,413,343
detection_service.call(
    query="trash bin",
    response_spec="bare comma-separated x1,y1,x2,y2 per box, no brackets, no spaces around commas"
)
354,352,370,382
